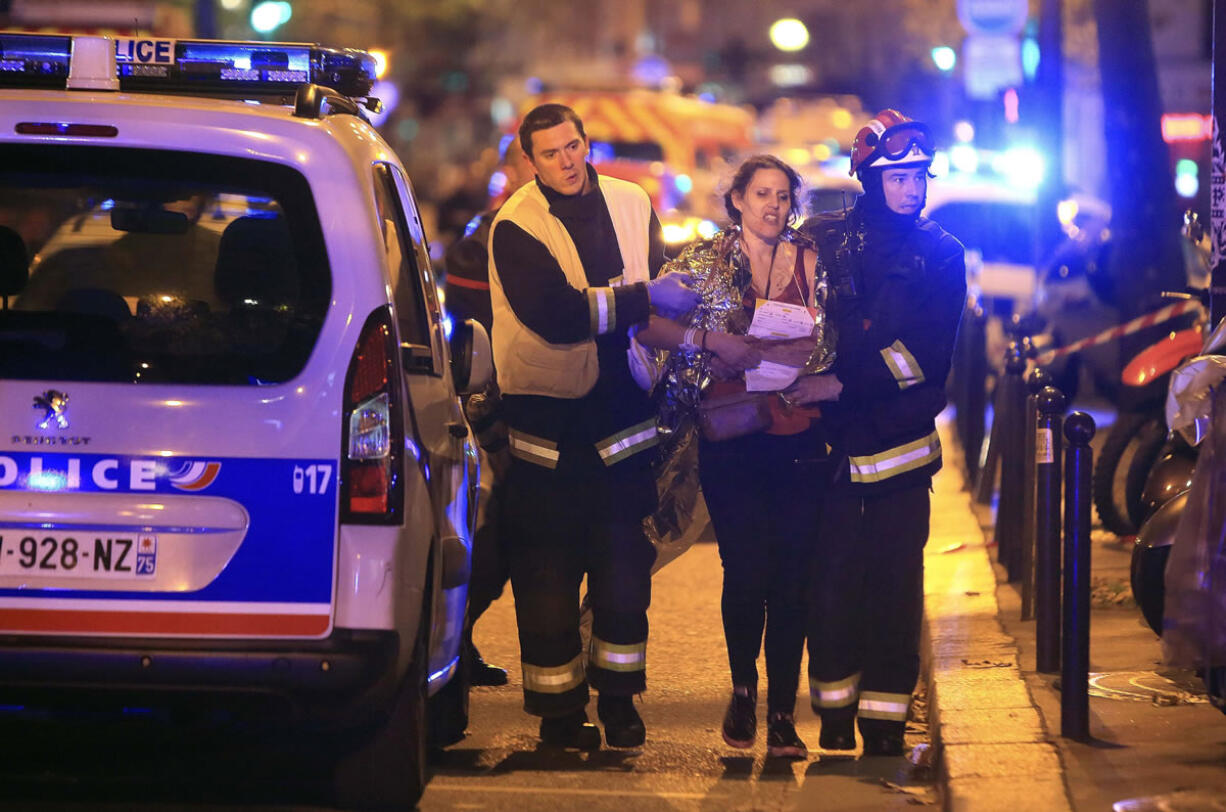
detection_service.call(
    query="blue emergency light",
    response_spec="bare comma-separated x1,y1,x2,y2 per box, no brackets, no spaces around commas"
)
0,33,376,98
0,34,71,87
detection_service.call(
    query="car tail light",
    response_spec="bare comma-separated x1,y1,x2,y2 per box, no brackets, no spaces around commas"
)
341,307,404,524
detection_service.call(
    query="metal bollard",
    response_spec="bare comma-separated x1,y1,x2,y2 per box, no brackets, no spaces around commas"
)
960,298,988,482
1021,367,1053,621
1035,385,1067,674
973,395,1001,506
994,342,1028,580
1062,411,1096,740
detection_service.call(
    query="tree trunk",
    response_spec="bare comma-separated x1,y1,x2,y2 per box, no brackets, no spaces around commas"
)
1093,0,1185,320
1094,0,1186,411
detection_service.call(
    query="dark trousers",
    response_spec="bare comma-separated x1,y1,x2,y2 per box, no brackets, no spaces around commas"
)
807,483,930,738
468,479,510,626
699,427,825,716
504,464,656,718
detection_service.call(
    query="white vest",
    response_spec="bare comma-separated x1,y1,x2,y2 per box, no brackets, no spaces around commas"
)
488,174,651,398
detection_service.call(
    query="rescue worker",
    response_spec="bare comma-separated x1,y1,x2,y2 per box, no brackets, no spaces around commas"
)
488,103,701,750
443,135,536,688
792,109,966,757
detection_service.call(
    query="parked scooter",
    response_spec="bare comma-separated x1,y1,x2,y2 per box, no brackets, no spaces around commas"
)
1130,313,1226,713
1093,212,1212,536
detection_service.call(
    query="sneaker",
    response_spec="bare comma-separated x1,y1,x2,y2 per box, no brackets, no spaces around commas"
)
721,685,757,748
766,712,808,759
861,732,905,757
539,710,602,751
597,694,646,748
818,717,856,751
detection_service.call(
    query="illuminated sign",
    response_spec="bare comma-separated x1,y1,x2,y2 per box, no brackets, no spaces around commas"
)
1161,114,1212,143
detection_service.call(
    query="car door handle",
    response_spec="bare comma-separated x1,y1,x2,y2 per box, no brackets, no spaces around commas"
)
447,422,469,439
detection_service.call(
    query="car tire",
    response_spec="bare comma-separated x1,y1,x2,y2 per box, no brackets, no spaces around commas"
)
332,611,430,810
428,641,470,751
1094,411,1167,536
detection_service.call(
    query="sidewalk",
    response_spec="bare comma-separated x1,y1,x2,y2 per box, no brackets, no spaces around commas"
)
924,421,1226,811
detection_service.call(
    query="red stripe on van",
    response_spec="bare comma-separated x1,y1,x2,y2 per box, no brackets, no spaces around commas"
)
0,608,330,636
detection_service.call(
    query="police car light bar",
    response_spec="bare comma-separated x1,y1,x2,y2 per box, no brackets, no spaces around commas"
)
0,33,376,99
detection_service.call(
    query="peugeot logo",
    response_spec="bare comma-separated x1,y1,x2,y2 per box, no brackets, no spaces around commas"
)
33,390,69,430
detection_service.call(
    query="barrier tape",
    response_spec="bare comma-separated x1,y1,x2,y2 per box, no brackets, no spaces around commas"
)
1035,299,1204,365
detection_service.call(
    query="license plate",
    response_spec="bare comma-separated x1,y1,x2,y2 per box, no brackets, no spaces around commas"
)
0,532,157,578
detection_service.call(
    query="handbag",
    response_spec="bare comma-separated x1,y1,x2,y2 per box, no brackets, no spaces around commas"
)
697,387,773,442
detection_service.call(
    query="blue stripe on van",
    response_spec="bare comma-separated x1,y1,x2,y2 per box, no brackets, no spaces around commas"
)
0,452,336,605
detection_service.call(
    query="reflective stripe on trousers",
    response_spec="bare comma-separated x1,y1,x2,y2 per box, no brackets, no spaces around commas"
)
522,653,585,694
810,672,861,709
590,634,646,673
858,690,911,721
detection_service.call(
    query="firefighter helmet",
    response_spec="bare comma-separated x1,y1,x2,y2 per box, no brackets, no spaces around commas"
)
849,109,935,177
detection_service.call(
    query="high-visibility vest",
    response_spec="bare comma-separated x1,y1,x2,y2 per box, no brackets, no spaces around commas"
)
489,175,651,399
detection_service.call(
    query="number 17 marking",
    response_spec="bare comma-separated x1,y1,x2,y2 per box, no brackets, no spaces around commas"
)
293,464,332,495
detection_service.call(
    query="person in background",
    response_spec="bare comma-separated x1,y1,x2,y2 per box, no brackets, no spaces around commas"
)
442,135,537,688
488,103,703,750
649,154,838,759
796,109,966,757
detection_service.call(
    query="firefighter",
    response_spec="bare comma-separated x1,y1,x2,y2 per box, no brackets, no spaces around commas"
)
488,103,701,750
791,109,966,757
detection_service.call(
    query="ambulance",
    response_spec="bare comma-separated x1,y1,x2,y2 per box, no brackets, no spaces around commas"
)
0,32,490,808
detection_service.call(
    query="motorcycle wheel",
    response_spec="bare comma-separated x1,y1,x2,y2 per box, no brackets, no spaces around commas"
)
1094,411,1168,536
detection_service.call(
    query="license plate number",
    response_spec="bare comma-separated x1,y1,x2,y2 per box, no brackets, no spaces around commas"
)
0,533,157,578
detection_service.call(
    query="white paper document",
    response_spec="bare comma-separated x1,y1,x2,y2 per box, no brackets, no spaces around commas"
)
744,299,815,392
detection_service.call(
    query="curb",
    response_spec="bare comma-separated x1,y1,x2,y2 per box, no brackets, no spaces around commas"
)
923,425,1073,812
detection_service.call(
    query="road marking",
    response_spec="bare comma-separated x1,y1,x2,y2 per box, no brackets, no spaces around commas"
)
428,783,723,800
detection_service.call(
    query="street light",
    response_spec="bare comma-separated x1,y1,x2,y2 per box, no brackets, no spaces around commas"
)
769,18,809,52
368,48,389,80
250,1,291,35
931,45,956,72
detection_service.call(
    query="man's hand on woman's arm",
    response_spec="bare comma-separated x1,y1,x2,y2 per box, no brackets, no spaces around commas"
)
645,271,701,317
783,374,842,405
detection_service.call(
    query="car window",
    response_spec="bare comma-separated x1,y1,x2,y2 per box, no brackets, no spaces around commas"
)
0,145,330,385
373,163,436,373
926,200,1036,265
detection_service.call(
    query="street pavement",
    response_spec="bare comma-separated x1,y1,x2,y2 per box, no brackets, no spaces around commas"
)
929,418,1226,811
424,521,937,811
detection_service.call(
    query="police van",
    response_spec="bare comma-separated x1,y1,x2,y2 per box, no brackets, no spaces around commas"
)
0,32,491,808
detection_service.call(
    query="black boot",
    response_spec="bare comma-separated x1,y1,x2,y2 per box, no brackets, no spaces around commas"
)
468,644,508,687
597,694,646,748
463,628,507,687
818,715,856,751
721,684,757,748
861,732,905,757
538,709,602,751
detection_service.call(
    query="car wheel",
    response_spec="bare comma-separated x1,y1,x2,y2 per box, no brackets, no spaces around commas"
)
428,642,470,750
332,612,430,810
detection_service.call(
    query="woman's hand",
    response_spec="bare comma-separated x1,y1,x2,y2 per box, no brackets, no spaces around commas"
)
705,331,762,371
783,374,842,405
746,335,818,368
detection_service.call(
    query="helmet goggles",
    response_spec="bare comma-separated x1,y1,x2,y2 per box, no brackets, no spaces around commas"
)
867,121,935,164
